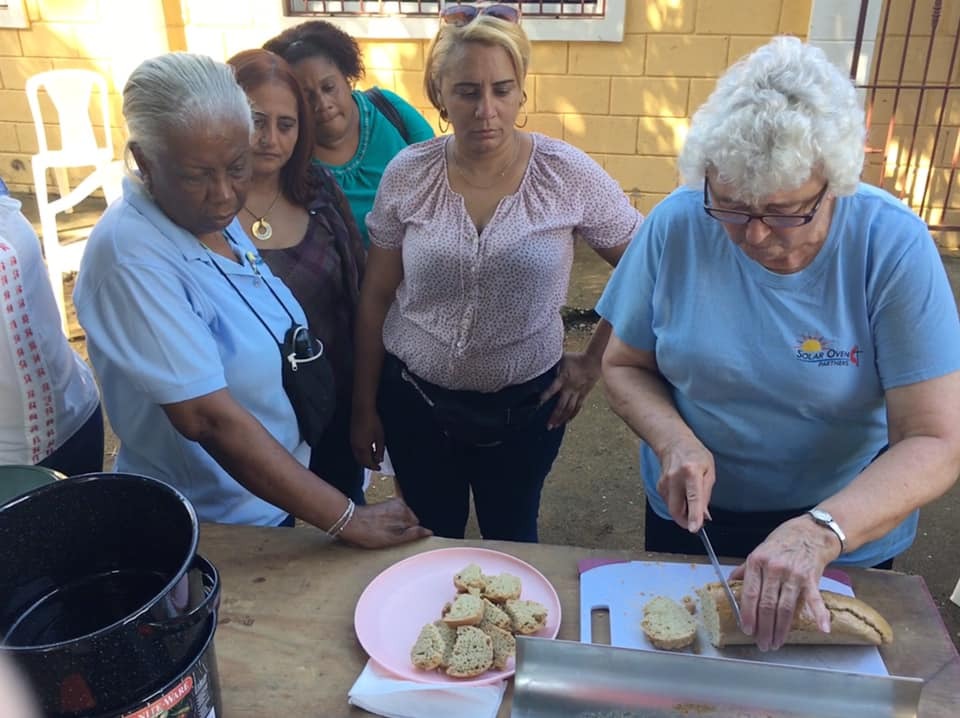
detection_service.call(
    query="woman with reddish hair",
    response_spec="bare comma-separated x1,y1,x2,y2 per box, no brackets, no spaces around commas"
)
228,49,367,504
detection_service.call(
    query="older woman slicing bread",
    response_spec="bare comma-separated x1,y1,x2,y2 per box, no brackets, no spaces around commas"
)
599,37,960,650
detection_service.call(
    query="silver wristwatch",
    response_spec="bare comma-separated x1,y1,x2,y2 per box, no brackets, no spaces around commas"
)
806,508,846,553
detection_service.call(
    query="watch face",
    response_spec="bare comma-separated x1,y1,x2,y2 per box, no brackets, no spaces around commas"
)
809,509,831,522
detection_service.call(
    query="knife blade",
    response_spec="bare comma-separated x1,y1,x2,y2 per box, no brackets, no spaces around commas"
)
698,526,743,629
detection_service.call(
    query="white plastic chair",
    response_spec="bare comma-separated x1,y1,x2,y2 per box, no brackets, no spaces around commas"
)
26,69,121,333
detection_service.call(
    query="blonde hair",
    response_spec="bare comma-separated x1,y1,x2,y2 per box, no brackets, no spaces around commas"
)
424,14,530,114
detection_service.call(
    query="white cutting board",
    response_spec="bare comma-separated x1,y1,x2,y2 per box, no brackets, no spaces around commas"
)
579,560,888,676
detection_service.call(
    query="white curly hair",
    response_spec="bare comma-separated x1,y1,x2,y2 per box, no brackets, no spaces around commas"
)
678,36,865,204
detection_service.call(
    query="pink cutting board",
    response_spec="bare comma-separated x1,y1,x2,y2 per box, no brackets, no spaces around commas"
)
579,560,888,675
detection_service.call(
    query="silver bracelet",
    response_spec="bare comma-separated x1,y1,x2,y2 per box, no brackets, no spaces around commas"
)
326,499,355,537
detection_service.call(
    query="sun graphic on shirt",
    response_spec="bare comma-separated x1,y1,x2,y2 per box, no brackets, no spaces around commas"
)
797,335,829,352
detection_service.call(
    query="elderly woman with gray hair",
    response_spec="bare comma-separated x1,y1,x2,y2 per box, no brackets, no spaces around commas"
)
599,36,960,649
73,52,429,548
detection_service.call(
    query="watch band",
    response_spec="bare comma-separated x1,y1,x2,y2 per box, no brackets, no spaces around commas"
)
806,508,846,553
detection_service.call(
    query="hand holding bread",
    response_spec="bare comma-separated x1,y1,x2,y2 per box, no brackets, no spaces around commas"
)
641,582,892,652
727,514,844,650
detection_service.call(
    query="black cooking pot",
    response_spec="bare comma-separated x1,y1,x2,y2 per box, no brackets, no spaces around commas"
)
102,611,222,718
0,473,218,717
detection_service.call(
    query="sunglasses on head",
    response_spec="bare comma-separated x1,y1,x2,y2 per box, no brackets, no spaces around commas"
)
440,3,521,26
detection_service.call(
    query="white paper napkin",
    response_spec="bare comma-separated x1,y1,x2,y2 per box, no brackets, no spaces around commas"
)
348,660,506,718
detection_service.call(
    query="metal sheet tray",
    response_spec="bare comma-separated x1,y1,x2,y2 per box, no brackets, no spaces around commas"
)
512,636,923,718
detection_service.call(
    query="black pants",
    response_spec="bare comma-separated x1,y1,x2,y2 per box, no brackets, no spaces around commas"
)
39,405,104,477
378,354,564,541
309,392,365,505
644,500,894,570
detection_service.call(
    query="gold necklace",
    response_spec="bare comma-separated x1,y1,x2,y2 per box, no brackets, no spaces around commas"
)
452,135,520,190
242,188,282,241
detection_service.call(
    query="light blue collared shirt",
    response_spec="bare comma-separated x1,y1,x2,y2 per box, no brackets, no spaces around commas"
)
74,177,309,526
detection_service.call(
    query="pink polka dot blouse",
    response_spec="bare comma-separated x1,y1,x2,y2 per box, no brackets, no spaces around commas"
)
367,133,644,392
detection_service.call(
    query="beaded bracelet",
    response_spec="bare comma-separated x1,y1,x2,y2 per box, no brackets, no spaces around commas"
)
326,499,355,538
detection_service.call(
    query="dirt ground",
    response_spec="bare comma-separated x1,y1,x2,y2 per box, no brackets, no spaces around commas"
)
57,208,958,652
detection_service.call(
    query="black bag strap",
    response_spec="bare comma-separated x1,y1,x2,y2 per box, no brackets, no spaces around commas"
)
364,87,410,144
205,234,298,345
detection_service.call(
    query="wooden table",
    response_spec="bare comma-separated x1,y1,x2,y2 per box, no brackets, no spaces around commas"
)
199,524,960,717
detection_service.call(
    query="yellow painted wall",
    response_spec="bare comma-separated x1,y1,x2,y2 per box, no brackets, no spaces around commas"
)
0,0,812,207
0,0,167,192
1,0,955,235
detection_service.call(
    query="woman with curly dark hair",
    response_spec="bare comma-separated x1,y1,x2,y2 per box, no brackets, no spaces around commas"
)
228,48,367,504
264,21,433,246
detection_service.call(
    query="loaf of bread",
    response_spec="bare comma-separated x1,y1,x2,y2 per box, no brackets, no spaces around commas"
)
697,580,894,648
641,596,698,650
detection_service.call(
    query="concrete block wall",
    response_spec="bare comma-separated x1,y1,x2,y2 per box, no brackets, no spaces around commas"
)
0,0,817,208
0,0,168,194
167,0,813,216
1,0,953,234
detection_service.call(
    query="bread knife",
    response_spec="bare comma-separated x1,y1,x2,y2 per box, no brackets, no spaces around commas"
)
699,526,743,629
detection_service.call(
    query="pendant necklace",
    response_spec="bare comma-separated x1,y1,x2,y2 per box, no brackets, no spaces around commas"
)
242,188,282,241
452,135,520,190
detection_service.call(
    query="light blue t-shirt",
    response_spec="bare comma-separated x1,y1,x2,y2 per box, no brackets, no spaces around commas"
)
314,88,434,247
597,183,960,566
74,177,310,526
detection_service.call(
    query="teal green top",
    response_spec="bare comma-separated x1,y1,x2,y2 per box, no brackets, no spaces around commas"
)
313,88,434,247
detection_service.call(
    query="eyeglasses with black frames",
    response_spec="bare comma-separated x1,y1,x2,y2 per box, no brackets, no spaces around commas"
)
703,176,829,228
440,2,521,26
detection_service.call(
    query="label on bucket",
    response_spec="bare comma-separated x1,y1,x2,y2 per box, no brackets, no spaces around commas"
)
121,660,217,718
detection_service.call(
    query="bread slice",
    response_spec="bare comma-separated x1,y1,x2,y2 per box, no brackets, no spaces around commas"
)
698,580,894,648
640,596,697,650
454,563,488,593
441,593,484,627
479,598,513,632
410,623,445,670
432,620,458,668
445,626,494,678
504,599,548,635
483,573,522,603
480,623,517,670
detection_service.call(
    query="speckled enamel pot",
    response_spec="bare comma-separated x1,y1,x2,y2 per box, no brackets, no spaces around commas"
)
101,612,222,718
0,473,219,717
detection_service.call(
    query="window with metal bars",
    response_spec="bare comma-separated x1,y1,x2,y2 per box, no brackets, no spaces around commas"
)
278,0,622,41
285,2,605,19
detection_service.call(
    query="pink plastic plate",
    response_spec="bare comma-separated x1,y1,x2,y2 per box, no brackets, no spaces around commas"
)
354,547,561,686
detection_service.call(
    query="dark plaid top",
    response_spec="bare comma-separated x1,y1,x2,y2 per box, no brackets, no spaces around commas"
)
260,169,365,400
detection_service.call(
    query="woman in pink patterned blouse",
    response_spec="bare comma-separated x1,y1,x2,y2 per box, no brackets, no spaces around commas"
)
351,7,643,541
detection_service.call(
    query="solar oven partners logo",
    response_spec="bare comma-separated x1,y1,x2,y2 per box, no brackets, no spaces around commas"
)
795,334,861,368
